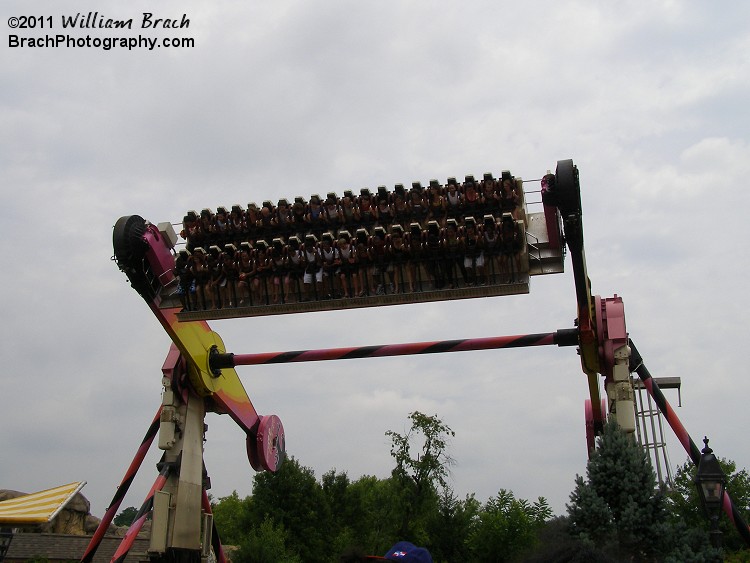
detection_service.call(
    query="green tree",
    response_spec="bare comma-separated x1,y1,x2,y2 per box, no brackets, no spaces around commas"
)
386,411,455,538
234,516,301,563
248,456,332,562
567,420,720,562
211,490,252,546
322,468,351,532
321,468,367,555
666,457,750,553
567,420,669,559
113,506,138,527
386,411,455,493
425,487,480,561
343,474,403,554
468,489,551,562
520,516,618,562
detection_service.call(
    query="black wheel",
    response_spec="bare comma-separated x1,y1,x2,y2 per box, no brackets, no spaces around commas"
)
113,215,155,299
554,159,582,216
113,215,148,268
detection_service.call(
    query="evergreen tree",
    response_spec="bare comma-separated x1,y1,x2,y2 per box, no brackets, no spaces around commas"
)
567,420,720,562
567,420,668,558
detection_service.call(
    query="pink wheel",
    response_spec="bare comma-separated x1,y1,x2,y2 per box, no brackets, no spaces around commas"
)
246,415,286,472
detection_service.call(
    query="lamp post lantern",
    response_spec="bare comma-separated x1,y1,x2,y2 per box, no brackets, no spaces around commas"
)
694,436,727,549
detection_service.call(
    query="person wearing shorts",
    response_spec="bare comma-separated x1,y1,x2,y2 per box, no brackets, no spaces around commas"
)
302,235,323,300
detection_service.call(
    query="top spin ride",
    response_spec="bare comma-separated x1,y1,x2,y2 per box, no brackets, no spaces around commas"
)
86,159,748,563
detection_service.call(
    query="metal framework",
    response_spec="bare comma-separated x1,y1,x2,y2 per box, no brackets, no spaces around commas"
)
90,159,749,562
633,376,681,487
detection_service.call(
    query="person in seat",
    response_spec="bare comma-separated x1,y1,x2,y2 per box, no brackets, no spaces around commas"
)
461,217,484,286
499,212,523,282
369,226,393,295
336,230,359,298
237,243,257,306
389,224,411,293
302,234,322,300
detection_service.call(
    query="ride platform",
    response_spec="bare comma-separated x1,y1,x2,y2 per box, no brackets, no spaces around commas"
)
168,207,564,320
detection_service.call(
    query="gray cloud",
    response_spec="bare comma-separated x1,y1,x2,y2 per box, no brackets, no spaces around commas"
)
1,0,748,520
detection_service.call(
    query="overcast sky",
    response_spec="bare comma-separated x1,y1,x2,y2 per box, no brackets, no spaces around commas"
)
2,0,749,521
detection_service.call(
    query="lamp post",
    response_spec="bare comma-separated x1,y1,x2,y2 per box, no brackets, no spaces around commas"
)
694,437,727,549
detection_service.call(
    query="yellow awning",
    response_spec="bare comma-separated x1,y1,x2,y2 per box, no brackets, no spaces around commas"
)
0,481,86,524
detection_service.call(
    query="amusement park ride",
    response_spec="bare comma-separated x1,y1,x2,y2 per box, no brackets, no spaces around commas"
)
81,159,748,562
